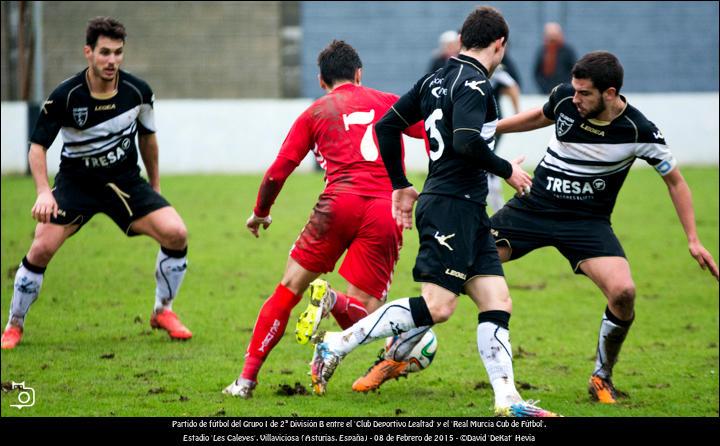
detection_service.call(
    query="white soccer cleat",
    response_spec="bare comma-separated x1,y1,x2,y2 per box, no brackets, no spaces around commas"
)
223,377,257,399
310,336,344,395
494,399,561,417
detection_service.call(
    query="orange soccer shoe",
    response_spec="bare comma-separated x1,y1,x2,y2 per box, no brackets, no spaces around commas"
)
352,356,409,392
588,375,619,404
150,310,193,340
1,325,23,350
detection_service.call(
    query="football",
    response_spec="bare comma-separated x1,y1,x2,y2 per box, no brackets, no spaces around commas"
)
385,328,438,373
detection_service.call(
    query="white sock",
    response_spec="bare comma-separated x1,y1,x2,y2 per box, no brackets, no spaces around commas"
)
477,322,521,408
326,297,420,356
487,174,505,214
594,308,632,379
8,261,45,329
154,248,188,313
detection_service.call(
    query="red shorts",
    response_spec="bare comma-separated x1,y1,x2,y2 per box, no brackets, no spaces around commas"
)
290,193,402,300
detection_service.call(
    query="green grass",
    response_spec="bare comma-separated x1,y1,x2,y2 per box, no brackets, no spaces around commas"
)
1,167,718,417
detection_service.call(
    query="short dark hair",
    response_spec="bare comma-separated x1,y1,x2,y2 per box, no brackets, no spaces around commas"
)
317,40,362,87
86,17,126,48
572,51,624,93
460,6,509,50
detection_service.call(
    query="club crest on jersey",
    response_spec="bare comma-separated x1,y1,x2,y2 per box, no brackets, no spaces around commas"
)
72,107,88,126
556,113,575,137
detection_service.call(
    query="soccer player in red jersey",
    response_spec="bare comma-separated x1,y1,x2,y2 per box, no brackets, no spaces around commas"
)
223,40,425,398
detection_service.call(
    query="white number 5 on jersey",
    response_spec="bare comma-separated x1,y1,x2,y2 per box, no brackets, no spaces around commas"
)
343,109,378,161
425,108,444,161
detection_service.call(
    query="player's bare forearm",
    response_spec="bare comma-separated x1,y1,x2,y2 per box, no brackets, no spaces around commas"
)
664,169,699,243
28,143,51,194
28,143,58,222
139,133,160,191
664,168,719,280
497,107,552,134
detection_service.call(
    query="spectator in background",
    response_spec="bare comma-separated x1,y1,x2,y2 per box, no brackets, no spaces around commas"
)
428,30,461,73
533,22,576,94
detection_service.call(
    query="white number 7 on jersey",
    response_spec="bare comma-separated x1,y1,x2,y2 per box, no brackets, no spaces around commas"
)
343,109,378,161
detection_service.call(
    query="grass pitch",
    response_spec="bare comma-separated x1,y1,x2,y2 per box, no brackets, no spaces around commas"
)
1,167,718,417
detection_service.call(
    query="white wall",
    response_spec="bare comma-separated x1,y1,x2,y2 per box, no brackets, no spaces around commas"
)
2,93,718,175
1,103,29,174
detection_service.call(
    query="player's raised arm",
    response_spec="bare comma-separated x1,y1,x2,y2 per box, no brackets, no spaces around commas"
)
662,168,719,280
496,107,553,134
28,143,57,223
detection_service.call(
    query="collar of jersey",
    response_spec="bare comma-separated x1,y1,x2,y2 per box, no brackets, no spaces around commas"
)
331,83,358,94
84,68,119,100
451,54,489,77
587,95,628,126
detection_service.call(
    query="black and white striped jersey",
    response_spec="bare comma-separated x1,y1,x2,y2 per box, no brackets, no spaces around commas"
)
31,68,155,181
379,54,508,204
508,83,676,219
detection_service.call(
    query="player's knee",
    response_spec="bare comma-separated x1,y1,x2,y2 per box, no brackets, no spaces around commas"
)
162,224,188,249
609,283,636,311
426,298,457,323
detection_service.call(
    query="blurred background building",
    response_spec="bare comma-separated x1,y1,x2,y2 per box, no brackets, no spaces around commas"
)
1,1,718,174
2,1,717,100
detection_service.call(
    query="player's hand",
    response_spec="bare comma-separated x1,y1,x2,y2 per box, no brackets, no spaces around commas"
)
689,240,719,281
246,212,272,238
505,155,533,197
31,190,58,224
392,186,419,230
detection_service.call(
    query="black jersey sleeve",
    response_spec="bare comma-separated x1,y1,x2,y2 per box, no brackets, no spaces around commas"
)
542,83,570,121
30,88,65,149
451,79,512,178
377,78,425,190
124,73,156,134
137,81,156,135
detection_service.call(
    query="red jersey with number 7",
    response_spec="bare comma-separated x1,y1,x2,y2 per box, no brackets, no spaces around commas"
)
253,83,425,217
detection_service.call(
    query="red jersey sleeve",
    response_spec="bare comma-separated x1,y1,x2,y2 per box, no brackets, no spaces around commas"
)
253,110,316,217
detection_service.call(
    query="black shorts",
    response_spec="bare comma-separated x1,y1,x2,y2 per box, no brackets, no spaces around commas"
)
413,194,504,296
50,172,170,236
490,205,626,274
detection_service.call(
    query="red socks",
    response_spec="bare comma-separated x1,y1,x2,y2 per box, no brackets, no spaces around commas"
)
331,290,369,329
240,285,371,382
241,284,302,382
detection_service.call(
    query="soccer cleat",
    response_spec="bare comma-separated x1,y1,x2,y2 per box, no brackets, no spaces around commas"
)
223,377,257,399
588,375,618,404
150,309,193,340
310,338,344,395
352,353,409,392
1,325,23,350
495,400,561,417
295,279,334,345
